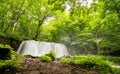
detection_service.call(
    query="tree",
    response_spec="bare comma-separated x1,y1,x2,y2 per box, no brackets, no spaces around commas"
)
41,0,120,55
0,0,120,55
0,0,66,40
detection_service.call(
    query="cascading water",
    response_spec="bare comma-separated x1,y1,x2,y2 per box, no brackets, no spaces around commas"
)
17,40,69,58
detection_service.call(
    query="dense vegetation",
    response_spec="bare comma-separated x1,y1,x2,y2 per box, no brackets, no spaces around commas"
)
60,55,120,74
60,55,112,74
0,0,120,55
0,0,120,73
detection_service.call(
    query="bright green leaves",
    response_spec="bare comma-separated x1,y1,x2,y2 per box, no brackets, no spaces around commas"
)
49,0,65,11
40,50,56,62
0,0,67,40
0,0,120,55
42,0,120,55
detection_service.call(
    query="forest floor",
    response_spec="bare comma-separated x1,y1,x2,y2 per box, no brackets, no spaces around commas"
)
16,57,100,74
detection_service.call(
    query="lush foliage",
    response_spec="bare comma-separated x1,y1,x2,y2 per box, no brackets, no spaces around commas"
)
40,55,52,62
0,44,20,71
0,0,120,55
40,50,56,62
46,50,56,60
60,55,113,73
0,60,20,71
0,0,66,40
112,68,120,74
104,56,120,65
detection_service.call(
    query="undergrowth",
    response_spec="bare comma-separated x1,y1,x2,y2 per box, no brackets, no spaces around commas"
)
0,44,20,72
104,56,120,65
60,55,114,74
40,50,56,62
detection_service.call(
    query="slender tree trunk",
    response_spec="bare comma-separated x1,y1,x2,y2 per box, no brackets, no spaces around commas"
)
33,15,48,40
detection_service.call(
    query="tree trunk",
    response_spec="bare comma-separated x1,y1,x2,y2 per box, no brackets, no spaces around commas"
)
33,15,48,40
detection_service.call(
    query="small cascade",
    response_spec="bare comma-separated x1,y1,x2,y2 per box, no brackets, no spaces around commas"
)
17,40,69,58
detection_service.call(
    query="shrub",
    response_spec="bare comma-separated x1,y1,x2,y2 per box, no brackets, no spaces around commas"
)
40,50,56,62
40,55,52,62
46,50,56,60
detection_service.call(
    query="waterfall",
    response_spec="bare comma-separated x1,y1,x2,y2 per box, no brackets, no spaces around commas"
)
17,40,69,58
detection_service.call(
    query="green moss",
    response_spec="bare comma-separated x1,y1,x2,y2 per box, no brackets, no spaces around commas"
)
60,55,113,74
40,55,52,62
40,50,56,62
0,60,20,69
0,44,20,71
60,57,70,64
46,50,56,60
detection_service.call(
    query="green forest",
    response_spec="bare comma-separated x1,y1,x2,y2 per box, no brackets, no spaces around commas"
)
0,0,120,74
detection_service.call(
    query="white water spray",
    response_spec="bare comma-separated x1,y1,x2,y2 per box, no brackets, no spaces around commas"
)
17,40,69,58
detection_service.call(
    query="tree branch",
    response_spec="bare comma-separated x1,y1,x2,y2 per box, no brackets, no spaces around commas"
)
33,14,49,40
